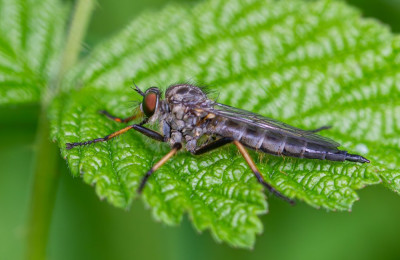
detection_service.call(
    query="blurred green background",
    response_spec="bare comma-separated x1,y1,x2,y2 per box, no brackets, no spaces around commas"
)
1,0,400,259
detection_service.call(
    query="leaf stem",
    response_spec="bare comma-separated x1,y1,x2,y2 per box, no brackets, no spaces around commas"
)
56,0,96,86
26,0,95,259
26,111,60,260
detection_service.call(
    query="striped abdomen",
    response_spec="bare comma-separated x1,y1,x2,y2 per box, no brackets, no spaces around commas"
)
210,118,369,163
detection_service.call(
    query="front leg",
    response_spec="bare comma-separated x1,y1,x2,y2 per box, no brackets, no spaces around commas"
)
99,109,141,123
66,124,165,149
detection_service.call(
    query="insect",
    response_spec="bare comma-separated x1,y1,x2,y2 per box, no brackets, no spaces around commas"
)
66,83,370,204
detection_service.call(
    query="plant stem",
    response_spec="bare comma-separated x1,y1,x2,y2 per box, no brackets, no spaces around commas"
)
26,0,95,259
57,0,96,85
26,111,60,260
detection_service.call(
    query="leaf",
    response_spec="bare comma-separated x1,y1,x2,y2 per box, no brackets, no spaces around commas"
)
0,0,68,105
51,0,400,248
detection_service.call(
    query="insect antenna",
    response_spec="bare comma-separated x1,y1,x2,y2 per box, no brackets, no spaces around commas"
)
132,80,145,96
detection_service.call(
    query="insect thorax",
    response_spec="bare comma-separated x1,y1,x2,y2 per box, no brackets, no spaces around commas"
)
161,84,212,152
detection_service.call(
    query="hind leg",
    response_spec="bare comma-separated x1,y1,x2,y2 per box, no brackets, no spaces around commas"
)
308,125,332,133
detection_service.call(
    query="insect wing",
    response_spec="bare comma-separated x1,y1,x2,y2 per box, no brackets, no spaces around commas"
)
206,103,340,149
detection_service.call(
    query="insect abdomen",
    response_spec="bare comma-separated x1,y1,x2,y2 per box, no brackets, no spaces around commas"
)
278,138,340,160
213,118,368,163
260,133,369,163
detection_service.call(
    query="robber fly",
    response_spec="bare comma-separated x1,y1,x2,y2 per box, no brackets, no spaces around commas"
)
66,84,369,204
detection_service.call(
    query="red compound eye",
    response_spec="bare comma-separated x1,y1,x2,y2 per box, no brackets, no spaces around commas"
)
143,92,157,117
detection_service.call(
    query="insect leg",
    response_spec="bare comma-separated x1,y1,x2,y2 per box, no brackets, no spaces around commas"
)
233,140,295,205
65,124,164,149
192,137,233,155
99,110,141,123
138,143,182,193
308,125,332,133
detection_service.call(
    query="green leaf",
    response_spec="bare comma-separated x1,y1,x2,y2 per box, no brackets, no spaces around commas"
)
0,0,68,105
51,0,400,248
